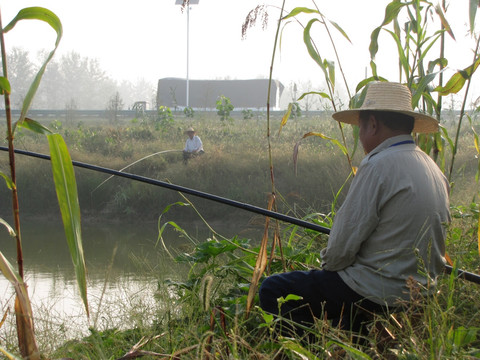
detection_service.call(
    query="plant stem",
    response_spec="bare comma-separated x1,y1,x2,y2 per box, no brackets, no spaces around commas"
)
0,8,24,279
266,0,286,269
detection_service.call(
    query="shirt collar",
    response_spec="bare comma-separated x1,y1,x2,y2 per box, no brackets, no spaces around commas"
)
366,134,415,161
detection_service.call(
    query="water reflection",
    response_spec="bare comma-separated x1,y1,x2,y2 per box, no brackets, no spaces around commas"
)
0,219,215,347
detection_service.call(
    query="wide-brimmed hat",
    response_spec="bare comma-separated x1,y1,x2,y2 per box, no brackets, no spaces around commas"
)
184,127,196,134
332,82,438,133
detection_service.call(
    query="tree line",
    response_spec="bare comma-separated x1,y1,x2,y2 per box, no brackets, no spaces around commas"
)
2,47,156,111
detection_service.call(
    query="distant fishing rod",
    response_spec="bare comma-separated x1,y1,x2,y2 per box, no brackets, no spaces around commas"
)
1,146,479,285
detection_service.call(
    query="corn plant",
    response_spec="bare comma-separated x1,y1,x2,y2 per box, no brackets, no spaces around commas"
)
0,6,88,359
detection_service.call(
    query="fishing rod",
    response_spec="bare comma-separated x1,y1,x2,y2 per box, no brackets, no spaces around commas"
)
1,146,479,285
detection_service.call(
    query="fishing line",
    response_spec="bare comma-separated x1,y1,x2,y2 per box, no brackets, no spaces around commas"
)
0,146,478,284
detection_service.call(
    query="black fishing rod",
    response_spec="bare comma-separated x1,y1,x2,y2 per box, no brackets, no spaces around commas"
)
1,146,479,285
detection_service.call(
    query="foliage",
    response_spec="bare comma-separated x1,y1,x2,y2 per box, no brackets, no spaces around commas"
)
216,95,234,122
156,105,174,130
183,105,194,118
242,108,254,120
106,91,124,124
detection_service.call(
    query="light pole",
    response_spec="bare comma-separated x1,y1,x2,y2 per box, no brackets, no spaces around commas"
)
175,0,199,108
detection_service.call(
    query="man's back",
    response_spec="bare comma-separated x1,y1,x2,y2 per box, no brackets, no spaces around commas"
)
323,135,450,305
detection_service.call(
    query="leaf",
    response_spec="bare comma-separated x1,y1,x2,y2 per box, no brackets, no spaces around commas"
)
4,7,63,126
16,117,52,135
0,77,11,95
328,20,351,43
411,71,441,108
0,218,16,237
246,195,274,317
369,0,406,59
435,57,480,95
279,103,293,135
282,7,319,20
0,171,14,190
0,252,39,359
324,59,336,90
302,131,348,156
297,91,331,101
469,0,478,34
303,18,324,69
385,29,410,76
434,3,455,40
47,133,89,317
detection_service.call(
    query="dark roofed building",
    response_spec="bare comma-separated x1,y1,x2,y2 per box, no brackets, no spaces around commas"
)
157,78,284,110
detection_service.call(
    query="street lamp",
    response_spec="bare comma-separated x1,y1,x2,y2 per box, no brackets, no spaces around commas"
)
175,0,199,108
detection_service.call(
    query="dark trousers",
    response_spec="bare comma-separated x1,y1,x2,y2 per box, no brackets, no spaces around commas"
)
183,150,204,163
259,270,392,337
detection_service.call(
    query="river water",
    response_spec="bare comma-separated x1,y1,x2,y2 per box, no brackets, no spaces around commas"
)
0,218,258,349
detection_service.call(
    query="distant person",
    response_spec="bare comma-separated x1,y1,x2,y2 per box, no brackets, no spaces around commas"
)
183,127,204,163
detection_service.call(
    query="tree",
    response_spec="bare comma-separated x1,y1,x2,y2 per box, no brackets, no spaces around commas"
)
106,92,124,123
3,47,35,109
216,95,234,122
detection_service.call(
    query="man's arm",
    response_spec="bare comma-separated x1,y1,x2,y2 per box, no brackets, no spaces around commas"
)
321,163,380,271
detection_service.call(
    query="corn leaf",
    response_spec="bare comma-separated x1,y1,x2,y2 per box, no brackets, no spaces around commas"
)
47,133,89,317
4,7,62,126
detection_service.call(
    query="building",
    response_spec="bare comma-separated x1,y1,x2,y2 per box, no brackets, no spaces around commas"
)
157,78,284,110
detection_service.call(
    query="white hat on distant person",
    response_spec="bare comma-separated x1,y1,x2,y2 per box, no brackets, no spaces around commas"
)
332,82,439,133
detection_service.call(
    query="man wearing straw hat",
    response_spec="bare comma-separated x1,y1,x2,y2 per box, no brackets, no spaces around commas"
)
259,82,451,336
183,127,204,163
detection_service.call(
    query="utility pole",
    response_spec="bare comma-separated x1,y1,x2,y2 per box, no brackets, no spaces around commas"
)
175,0,199,108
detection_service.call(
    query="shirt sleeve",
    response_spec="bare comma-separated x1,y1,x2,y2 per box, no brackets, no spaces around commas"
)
195,136,203,150
321,161,381,271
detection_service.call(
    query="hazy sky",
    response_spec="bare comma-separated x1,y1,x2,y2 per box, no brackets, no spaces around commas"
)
1,1,478,100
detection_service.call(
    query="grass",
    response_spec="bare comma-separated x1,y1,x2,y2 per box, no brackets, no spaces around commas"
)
1,110,480,359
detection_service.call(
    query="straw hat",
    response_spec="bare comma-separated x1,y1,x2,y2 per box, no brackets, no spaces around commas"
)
184,127,196,134
332,82,439,133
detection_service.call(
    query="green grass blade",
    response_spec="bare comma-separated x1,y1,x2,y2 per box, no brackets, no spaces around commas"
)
4,7,62,125
47,133,89,317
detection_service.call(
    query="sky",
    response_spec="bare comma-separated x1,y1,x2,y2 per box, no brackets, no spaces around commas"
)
1,0,479,103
